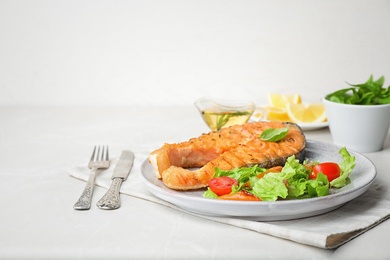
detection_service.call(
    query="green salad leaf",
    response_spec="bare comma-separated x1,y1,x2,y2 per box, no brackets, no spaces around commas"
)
307,172,329,197
214,164,264,182
325,75,390,105
330,147,355,188
251,172,289,201
203,188,218,199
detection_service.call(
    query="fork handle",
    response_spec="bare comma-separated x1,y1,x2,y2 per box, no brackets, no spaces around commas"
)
96,178,123,210
73,168,97,210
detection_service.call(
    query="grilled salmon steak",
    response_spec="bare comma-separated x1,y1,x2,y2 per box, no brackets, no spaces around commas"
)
149,121,306,190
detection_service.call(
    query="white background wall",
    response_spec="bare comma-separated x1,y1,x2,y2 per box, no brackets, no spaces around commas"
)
1,0,389,106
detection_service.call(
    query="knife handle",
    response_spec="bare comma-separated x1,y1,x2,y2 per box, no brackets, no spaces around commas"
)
96,178,123,210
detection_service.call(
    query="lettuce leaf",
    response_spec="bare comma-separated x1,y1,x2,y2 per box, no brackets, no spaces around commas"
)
252,156,313,201
307,173,329,197
203,188,218,199
251,173,288,201
330,147,356,188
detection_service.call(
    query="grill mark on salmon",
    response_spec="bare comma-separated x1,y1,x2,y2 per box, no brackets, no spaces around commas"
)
149,121,306,190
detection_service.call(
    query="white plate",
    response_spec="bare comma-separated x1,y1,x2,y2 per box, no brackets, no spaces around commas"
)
298,121,329,131
140,140,376,221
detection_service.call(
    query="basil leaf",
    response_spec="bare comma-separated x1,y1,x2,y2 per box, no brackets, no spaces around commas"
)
260,127,289,142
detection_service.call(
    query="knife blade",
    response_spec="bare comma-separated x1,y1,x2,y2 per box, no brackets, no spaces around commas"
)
96,150,134,210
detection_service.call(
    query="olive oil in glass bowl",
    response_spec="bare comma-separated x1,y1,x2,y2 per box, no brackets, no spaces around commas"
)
194,97,256,131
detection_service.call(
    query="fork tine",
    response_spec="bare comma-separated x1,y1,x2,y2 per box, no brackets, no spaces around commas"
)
90,145,97,162
104,146,109,161
103,146,107,161
95,145,108,161
90,145,109,162
100,145,105,161
96,146,101,161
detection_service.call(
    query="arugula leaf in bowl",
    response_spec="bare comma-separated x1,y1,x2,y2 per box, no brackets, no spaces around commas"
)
325,75,390,105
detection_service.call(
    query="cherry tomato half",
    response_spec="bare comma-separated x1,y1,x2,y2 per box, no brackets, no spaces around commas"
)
310,162,341,182
208,176,238,196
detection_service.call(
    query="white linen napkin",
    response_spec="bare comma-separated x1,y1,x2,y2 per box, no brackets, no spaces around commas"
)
69,152,390,249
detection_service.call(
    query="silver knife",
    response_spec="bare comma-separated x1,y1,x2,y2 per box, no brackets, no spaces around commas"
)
96,150,134,210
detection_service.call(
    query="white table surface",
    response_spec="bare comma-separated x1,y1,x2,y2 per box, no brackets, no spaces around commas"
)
1,106,389,259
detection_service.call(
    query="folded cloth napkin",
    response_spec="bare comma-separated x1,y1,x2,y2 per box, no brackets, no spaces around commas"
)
69,152,390,249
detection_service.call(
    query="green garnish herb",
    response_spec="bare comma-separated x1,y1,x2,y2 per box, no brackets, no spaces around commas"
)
260,127,289,142
215,111,250,131
325,75,390,105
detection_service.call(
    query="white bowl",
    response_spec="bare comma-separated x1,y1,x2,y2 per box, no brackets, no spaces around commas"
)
323,98,390,153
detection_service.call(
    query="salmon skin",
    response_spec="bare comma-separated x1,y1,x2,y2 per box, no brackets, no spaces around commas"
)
149,121,306,190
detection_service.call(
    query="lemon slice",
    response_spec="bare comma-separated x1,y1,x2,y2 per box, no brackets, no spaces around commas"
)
265,106,290,121
286,103,327,123
267,93,302,109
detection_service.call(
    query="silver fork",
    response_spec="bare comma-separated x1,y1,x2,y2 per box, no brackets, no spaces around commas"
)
73,145,110,210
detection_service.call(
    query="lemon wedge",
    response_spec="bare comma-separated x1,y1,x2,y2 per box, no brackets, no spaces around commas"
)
267,93,302,109
286,103,327,123
264,106,290,121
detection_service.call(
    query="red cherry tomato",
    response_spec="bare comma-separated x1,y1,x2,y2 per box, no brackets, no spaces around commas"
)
208,177,238,196
310,162,341,182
